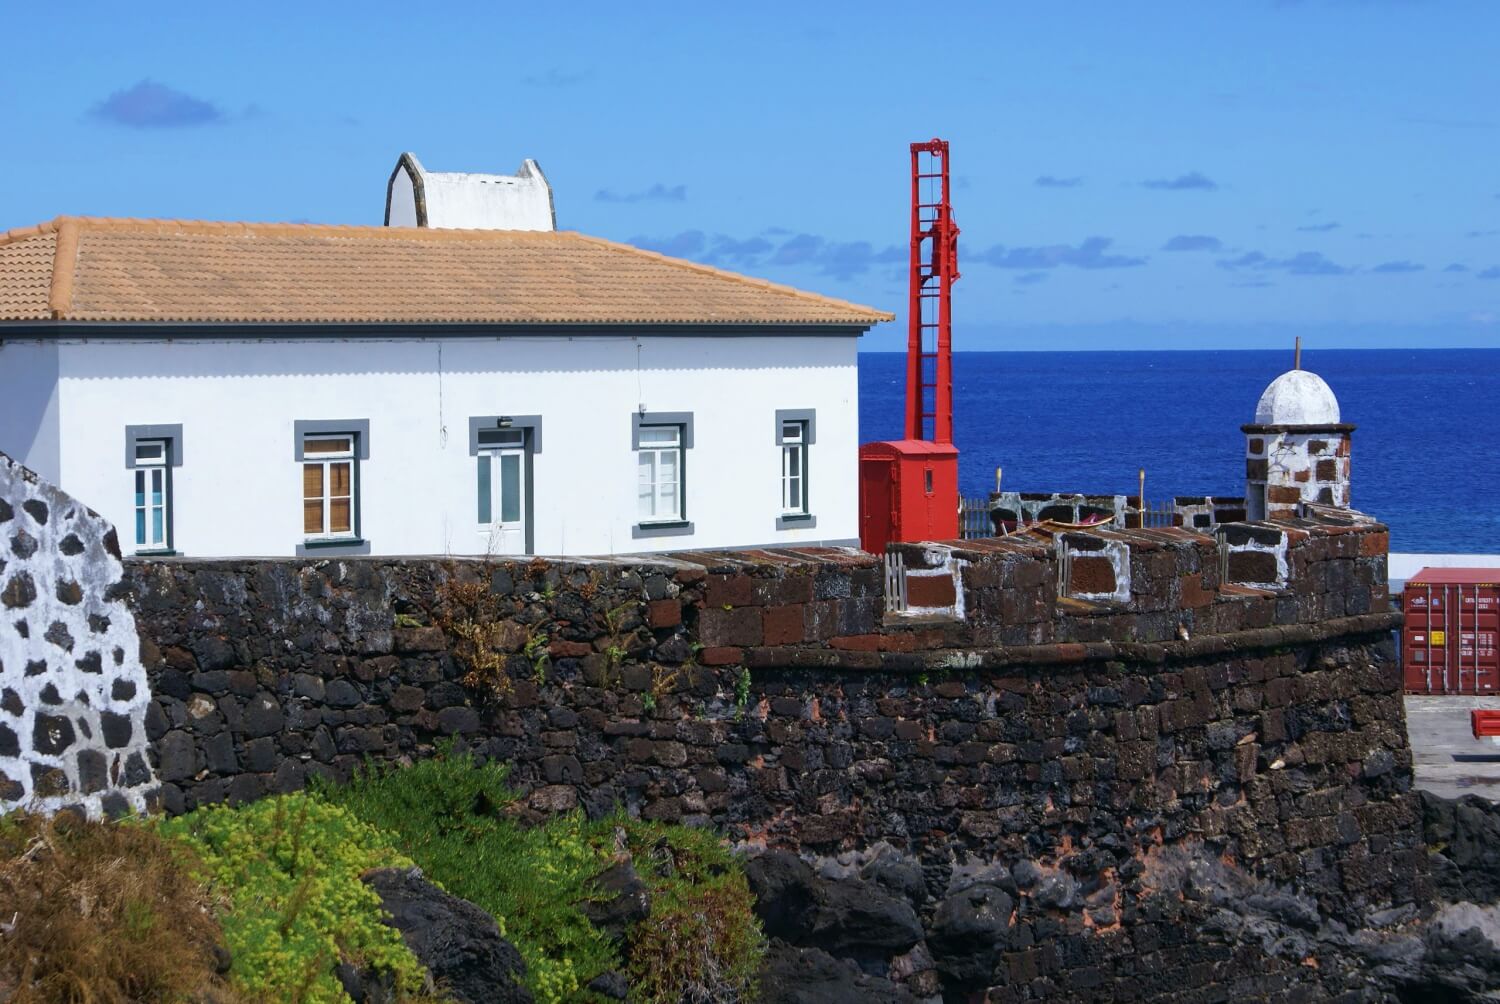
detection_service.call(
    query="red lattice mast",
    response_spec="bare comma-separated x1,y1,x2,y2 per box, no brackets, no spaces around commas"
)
904,139,960,444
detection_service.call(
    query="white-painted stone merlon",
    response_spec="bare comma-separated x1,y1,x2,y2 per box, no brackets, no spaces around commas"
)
0,451,158,818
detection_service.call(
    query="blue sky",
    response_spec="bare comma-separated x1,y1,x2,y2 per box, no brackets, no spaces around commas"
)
4,1,1498,351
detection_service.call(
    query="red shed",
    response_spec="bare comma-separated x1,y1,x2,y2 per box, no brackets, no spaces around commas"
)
1403,567,1500,695
859,440,960,552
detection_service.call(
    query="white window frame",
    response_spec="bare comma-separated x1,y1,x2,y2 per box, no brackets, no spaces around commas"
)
131,440,171,552
636,424,684,524
774,409,816,530
301,433,358,541
780,420,809,516
477,429,527,529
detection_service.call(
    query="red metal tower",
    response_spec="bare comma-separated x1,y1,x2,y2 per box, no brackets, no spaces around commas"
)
905,138,960,444
859,139,962,552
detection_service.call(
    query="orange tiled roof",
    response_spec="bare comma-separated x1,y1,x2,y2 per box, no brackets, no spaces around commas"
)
0,217,893,328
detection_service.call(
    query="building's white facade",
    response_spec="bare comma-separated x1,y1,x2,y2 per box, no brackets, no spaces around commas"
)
0,333,859,558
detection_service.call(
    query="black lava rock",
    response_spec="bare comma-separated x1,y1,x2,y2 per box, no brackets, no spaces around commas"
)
363,866,532,1004
759,940,916,1004
928,882,1014,989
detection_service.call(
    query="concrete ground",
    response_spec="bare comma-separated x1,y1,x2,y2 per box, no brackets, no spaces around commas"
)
1405,695,1500,800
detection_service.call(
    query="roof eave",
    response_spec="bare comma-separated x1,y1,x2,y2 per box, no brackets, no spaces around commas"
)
0,319,882,340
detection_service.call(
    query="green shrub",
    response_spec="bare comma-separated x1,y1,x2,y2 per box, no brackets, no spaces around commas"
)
156,794,429,1003
318,749,765,1004
613,817,764,1004
317,750,616,1003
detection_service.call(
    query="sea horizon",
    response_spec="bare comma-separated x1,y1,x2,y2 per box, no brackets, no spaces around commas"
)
857,347,1499,555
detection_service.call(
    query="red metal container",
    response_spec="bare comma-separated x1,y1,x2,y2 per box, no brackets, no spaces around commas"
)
1403,568,1500,695
858,440,959,553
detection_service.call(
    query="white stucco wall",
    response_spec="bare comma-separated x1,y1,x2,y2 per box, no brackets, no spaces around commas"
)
43,334,859,558
0,340,61,483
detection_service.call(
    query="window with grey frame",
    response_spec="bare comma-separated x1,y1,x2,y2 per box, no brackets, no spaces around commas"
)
637,424,684,523
132,440,172,551
301,434,358,539
476,428,526,527
632,412,694,538
780,420,809,516
775,409,816,530
125,424,183,554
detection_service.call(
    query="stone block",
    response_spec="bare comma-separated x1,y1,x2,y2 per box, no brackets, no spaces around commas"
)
647,599,681,629
394,626,446,653
699,606,762,648
762,605,804,646
907,574,957,609
705,574,754,609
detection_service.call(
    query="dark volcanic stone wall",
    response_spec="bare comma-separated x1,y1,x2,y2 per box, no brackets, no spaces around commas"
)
123,517,1424,1001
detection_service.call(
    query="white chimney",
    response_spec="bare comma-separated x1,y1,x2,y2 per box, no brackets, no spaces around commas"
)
384,152,556,231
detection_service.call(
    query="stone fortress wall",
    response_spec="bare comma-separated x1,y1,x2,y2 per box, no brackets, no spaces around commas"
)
1,441,1452,1000
121,508,1419,1000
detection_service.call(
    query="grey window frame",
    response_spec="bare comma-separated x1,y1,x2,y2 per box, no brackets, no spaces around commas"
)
470,415,542,554
125,424,184,468
775,409,817,531
632,411,694,539
294,419,370,555
124,424,183,554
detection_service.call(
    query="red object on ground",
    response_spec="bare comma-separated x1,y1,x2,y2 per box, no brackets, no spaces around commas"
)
859,139,962,553
859,440,960,552
1472,710,1500,739
1403,568,1500,695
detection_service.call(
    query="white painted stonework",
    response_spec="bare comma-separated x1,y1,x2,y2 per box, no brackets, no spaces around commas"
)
0,335,859,559
0,452,158,818
1245,367,1352,522
1254,370,1341,426
386,152,556,231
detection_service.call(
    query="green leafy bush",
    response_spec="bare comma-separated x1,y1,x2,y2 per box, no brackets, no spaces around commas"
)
614,818,764,1004
156,794,430,1003
317,750,616,1003
319,748,765,1004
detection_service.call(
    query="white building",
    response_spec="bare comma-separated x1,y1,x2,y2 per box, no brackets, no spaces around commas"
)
0,216,889,558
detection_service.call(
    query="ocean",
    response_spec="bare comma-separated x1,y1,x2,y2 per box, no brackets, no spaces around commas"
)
856,349,1500,555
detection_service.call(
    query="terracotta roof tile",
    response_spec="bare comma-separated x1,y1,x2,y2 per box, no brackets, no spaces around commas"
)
0,217,893,327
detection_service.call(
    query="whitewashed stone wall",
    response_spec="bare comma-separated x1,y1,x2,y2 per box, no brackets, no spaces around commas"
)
1245,429,1352,521
0,451,157,817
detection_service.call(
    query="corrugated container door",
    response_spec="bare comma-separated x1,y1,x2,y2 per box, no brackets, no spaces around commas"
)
1458,584,1500,693
1403,583,1445,693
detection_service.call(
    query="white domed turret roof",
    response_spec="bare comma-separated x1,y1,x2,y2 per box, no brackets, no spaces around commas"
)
1253,369,1341,425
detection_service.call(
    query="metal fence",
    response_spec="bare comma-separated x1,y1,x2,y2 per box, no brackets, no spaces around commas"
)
883,549,908,613
958,496,1179,539
1137,501,1178,529
960,496,993,539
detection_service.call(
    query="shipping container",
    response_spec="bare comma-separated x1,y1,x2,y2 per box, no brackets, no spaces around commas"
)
1403,568,1500,695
